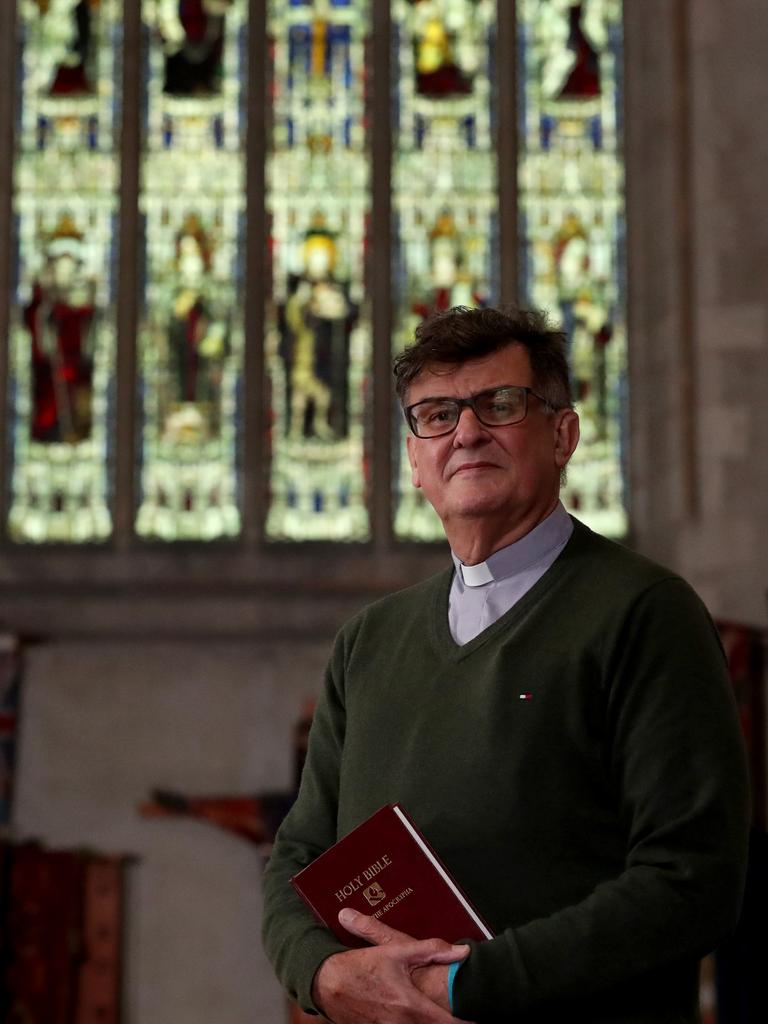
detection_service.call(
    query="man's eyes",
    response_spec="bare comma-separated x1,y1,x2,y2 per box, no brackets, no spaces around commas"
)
483,392,521,413
414,390,523,424
425,406,455,423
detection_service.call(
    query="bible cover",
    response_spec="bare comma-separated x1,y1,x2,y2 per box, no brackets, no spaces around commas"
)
290,804,492,948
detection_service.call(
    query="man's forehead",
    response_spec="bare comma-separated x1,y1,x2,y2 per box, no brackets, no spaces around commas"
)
408,343,531,396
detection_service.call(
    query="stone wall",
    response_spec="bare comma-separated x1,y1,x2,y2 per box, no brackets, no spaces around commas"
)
627,0,768,626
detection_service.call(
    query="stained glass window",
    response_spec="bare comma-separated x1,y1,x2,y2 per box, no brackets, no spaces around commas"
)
135,0,247,541
391,0,498,540
7,0,121,543
517,0,627,536
3,2,630,550
265,0,372,541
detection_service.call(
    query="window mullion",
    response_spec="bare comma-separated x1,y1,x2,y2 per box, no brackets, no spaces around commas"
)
245,0,268,549
498,0,519,304
0,1,17,539
114,0,142,550
371,0,394,549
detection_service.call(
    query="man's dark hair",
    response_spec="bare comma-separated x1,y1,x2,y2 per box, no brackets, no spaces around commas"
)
393,306,573,410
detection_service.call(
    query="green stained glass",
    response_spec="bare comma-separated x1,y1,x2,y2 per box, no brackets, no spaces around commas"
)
391,0,498,541
136,0,246,541
265,0,371,541
7,0,120,543
518,0,627,536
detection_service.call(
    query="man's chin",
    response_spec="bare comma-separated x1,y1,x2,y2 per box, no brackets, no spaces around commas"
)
440,494,510,520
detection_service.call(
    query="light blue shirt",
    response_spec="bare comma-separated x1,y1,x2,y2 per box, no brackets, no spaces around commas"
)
448,502,574,646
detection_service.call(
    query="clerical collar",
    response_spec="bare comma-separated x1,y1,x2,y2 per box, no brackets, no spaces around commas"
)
451,503,573,588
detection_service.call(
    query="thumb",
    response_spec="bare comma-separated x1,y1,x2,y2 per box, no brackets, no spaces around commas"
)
338,907,403,946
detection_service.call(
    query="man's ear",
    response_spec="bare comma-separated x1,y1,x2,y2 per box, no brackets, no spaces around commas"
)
406,434,422,489
554,409,580,469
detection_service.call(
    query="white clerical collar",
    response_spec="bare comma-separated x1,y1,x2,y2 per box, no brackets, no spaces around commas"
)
459,561,495,587
451,503,573,589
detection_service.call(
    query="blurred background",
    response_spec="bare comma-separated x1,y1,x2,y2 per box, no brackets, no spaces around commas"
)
0,1,766,1022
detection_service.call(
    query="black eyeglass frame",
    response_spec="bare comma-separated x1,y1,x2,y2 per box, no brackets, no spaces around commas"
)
404,385,555,439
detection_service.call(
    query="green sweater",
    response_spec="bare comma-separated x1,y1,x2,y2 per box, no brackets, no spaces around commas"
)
262,520,749,1023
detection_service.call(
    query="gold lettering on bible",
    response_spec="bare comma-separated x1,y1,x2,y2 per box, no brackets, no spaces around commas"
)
333,855,393,903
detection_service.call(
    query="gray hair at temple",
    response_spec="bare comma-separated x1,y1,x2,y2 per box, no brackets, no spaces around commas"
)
392,305,574,412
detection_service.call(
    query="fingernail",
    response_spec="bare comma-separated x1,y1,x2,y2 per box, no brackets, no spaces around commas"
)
338,908,358,924
452,944,470,954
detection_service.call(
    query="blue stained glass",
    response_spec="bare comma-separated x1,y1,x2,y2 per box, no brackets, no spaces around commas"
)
590,116,603,149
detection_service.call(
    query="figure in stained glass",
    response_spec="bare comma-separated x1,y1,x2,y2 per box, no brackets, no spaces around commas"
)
158,213,229,443
552,208,611,438
149,0,234,97
410,2,475,97
557,3,601,99
23,215,96,444
553,210,591,320
279,218,357,441
539,0,606,104
31,0,97,96
411,210,486,320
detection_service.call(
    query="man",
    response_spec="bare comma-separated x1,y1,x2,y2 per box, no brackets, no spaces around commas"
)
262,306,749,1024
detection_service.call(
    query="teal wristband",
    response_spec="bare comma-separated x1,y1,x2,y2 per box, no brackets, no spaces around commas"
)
447,961,462,1014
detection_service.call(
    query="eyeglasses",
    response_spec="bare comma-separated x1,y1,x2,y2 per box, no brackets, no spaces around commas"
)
404,385,553,439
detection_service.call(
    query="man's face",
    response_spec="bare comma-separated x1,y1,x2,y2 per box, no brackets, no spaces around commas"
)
405,344,579,532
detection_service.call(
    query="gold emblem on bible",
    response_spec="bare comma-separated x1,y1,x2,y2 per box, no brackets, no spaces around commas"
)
364,882,386,906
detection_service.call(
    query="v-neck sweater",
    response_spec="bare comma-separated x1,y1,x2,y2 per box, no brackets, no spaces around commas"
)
262,519,749,1023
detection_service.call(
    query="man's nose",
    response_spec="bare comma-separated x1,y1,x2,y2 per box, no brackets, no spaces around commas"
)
452,404,490,446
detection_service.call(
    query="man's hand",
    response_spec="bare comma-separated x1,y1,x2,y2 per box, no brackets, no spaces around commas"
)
311,907,472,1024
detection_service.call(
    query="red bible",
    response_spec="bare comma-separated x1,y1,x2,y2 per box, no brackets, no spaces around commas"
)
290,804,493,947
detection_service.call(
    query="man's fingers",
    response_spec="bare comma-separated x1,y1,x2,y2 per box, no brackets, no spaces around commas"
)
412,939,470,965
313,942,475,1024
338,908,470,963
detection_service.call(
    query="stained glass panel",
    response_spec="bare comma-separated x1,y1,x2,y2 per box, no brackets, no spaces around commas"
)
7,0,121,543
265,0,371,541
391,0,498,540
518,0,627,536
135,0,247,541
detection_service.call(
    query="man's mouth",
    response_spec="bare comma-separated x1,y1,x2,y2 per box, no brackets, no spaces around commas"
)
451,462,498,476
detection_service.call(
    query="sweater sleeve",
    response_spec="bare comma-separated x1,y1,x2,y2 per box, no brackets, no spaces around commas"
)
452,578,750,1021
261,622,356,1014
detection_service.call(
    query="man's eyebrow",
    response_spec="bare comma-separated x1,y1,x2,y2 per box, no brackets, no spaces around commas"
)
409,393,456,404
410,384,524,404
